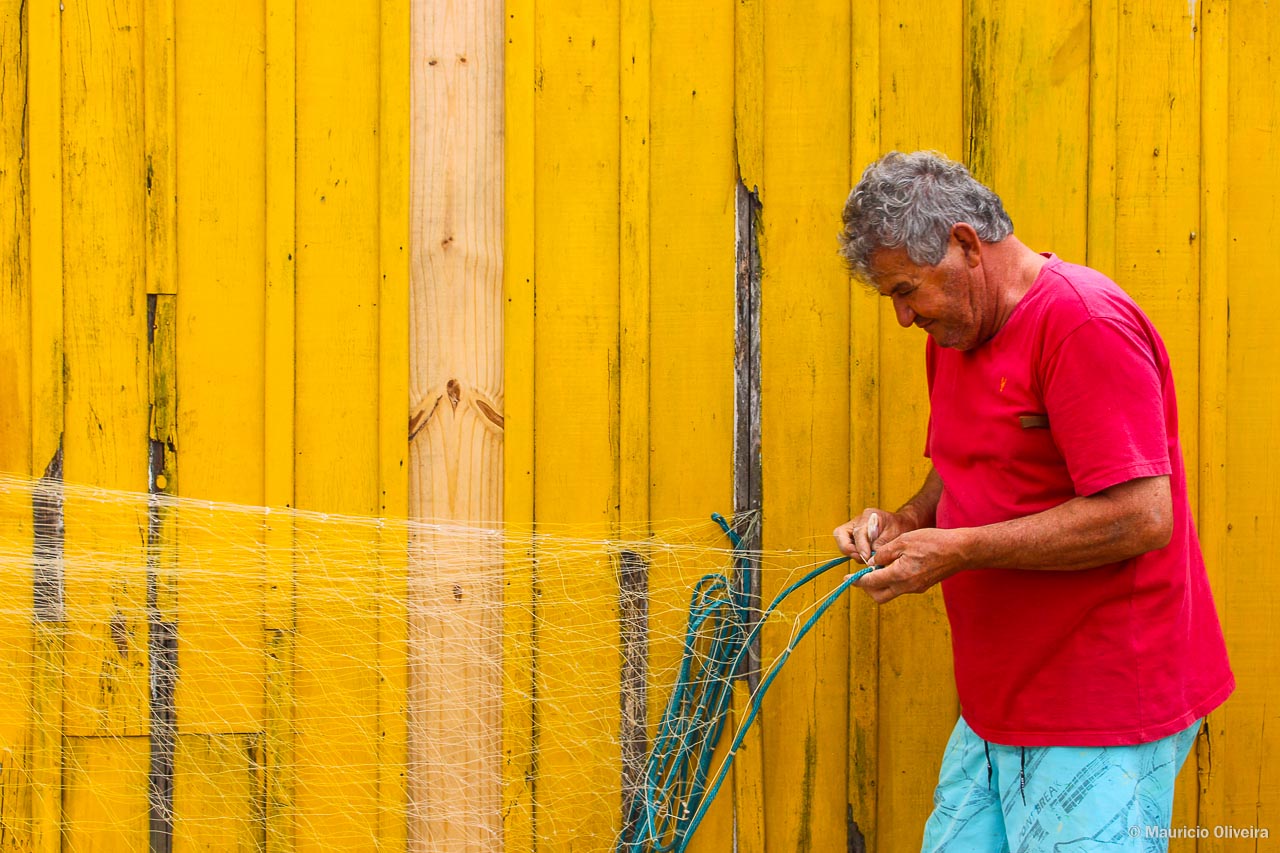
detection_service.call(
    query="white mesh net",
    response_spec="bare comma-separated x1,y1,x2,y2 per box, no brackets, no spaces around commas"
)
0,471,856,850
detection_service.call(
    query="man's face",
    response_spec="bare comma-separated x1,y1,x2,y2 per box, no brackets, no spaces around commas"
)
866,240,985,351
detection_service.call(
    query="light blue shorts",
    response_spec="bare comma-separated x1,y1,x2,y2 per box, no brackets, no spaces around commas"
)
921,716,1201,853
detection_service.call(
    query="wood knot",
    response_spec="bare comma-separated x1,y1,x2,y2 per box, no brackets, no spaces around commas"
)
446,379,462,410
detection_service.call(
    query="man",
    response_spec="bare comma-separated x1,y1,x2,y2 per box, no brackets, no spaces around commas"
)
832,151,1234,852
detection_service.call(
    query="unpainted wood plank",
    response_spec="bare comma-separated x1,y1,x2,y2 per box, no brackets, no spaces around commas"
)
758,2,853,851
874,4,964,850
408,0,505,846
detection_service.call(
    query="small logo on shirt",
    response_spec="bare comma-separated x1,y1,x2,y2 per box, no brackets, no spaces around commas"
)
999,376,1008,393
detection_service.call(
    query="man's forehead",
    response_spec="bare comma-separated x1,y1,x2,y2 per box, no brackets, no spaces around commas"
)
867,246,925,292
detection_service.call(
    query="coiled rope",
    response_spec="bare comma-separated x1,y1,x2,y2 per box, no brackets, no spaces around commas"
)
617,513,875,853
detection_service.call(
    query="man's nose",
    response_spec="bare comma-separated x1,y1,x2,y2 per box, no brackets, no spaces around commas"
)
892,295,915,328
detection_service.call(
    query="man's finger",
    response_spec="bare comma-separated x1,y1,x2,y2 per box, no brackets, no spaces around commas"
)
834,524,856,556
872,534,905,567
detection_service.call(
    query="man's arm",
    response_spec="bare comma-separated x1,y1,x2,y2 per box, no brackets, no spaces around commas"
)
854,474,1173,605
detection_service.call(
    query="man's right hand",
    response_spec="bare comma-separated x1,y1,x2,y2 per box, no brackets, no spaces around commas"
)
833,509,916,565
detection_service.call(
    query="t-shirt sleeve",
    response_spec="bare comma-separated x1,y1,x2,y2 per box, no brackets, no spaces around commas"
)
1041,315,1172,496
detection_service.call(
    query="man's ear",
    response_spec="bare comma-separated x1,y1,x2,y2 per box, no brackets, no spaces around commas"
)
951,222,983,267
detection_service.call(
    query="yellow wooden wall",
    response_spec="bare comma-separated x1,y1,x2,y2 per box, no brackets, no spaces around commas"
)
0,0,409,849
506,0,1278,851
2,0,1279,851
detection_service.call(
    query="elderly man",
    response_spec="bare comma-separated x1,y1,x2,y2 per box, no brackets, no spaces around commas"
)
833,151,1233,852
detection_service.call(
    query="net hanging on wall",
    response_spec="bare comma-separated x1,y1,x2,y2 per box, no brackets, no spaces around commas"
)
0,472,857,850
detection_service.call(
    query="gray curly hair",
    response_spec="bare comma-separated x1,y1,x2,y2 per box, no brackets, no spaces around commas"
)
838,151,1014,282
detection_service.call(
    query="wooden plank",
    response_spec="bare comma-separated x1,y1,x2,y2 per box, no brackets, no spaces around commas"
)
63,736,150,850
0,0,31,475
1218,1,1280,846
171,0,268,741
407,0,504,846
0,9,35,846
875,4,963,850
60,3,152,847
619,0,651,835
25,7,66,848
759,3,852,851
1114,0,1201,476
502,0,537,847
143,0,178,844
532,0,622,845
264,0,298,847
143,0,176,296
620,0,651,548
733,0,762,196
0,482,34,851
965,0,1090,261
647,1,736,849
1109,8,1205,835
1195,0,1230,846
294,0,384,845
378,0,411,847
167,5,272,847
173,734,266,852
847,0,880,845
1086,0,1119,280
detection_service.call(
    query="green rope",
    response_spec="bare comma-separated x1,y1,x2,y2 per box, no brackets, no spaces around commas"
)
617,513,874,852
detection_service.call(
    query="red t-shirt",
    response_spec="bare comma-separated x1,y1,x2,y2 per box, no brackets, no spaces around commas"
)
925,256,1234,746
